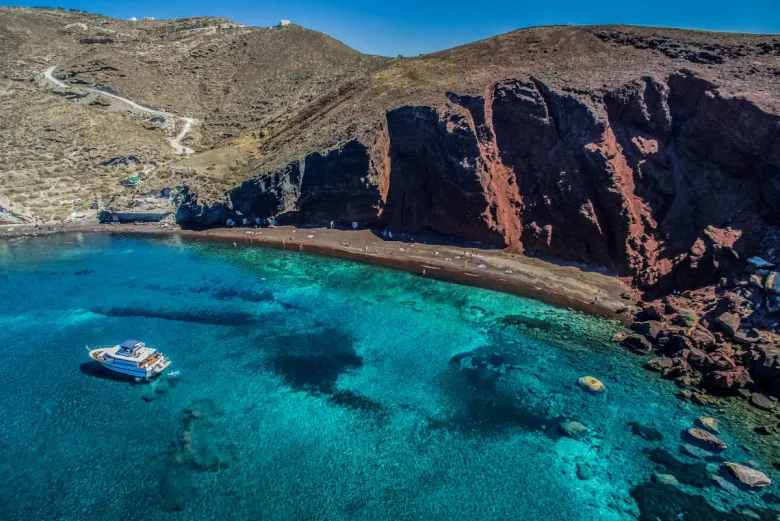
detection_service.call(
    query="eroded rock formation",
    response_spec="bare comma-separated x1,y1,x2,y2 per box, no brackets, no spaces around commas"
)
177,71,780,293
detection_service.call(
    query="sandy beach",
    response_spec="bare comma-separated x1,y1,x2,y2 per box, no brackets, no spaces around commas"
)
1,221,638,323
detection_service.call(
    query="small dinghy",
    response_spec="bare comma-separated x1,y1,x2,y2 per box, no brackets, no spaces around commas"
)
87,339,171,379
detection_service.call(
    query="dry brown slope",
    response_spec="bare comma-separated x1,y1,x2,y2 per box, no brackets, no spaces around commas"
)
0,7,389,219
246,24,780,178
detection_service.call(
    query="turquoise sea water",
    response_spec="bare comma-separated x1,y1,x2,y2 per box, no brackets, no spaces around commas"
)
0,234,776,520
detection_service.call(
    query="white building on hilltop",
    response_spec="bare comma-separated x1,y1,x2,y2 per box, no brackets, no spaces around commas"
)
129,16,137,21
279,19,290,26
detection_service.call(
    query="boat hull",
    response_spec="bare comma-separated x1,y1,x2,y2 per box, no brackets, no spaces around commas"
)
99,363,150,378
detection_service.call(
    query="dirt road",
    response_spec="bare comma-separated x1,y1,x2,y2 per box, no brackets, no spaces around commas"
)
43,66,196,155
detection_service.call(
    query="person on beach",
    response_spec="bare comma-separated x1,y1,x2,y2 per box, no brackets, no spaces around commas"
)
330,220,334,229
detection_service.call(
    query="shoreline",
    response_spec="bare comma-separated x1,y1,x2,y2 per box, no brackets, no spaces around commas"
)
6,221,780,468
1,222,638,324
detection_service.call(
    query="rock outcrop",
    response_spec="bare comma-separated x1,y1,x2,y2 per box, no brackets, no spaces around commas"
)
177,71,780,295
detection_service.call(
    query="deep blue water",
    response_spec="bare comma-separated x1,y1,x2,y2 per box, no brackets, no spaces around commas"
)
0,234,775,520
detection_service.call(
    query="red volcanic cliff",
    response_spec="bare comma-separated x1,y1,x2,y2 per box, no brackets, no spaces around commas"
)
178,71,780,294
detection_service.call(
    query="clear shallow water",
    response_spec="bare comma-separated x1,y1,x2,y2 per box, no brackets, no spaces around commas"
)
0,234,776,520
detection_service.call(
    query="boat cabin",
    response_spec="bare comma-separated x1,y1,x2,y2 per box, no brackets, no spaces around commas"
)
117,339,145,357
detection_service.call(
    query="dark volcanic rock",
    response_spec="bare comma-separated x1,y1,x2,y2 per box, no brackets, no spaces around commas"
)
175,161,301,228
715,312,741,337
646,357,674,372
748,346,780,385
622,333,654,353
632,320,665,340
284,140,381,225
380,105,506,244
176,71,780,297
702,367,750,393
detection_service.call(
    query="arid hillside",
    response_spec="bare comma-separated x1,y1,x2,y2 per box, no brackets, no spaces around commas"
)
1,7,780,292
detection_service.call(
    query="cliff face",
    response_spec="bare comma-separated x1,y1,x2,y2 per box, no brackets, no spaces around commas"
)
177,70,780,292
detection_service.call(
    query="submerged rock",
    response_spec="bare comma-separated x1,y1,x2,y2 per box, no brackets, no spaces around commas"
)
644,448,710,487
725,462,772,488
652,472,680,487
576,462,593,481
691,393,718,407
696,417,720,434
712,474,741,495
577,376,605,393
749,393,776,411
686,428,727,450
628,421,663,441
681,443,724,461
559,420,588,439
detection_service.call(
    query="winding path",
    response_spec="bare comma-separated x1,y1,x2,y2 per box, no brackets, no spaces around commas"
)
43,66,196,155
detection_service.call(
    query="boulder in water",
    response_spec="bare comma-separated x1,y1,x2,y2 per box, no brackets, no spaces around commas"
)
686,428,727,450
725,462,771,488
577,376,605,393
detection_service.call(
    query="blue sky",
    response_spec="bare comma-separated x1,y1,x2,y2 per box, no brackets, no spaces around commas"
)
7,0,780,56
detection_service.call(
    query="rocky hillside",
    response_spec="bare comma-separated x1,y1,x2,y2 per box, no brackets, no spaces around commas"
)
2,8,780,295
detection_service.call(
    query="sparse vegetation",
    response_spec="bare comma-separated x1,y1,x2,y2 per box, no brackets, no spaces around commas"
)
1,6,779,221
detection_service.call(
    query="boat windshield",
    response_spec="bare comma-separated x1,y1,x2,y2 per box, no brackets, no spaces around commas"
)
117,340,144,356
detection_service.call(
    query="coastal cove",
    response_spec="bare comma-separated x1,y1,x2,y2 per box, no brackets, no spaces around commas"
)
0,234,779,520
2,223,638,322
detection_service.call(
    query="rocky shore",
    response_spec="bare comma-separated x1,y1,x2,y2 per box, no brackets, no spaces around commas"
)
620,253,780,443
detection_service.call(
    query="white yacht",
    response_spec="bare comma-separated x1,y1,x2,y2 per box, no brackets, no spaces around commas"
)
88,340,171,379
